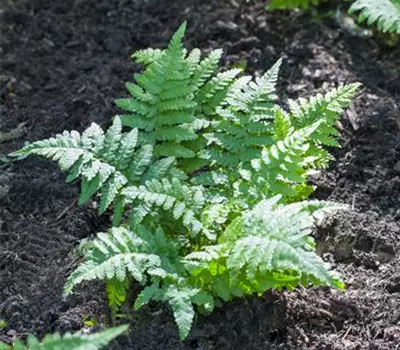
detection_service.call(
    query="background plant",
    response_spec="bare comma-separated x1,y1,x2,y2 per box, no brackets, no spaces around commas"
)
0,325,128,350
266,0,325,10
266,0,400,34
12,23,360,340
348,0,400,34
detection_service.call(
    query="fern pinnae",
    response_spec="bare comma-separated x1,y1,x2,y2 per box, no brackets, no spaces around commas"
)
117,127,139,170
128,144,154,182
165,286,196,340
116,22,200,160
251,57,282,103
191,49,223,89
197,68,242,107
101,116,122,161
132,48,164,65
186,48,202,75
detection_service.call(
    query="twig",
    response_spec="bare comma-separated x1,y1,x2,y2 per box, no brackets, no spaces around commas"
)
0,122,28,143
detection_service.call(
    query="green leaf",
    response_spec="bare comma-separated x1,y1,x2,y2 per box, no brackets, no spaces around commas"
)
107,277,129,311
64,227,160,295
166,287,195,340
134,284,161,310
79,175,101,205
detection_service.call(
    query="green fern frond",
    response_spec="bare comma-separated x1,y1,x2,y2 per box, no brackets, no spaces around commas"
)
197,69,242,113
250,121,320,199
288,83,361,164
154,142,196,159
186,49,201,74
116,128,139,170
128,144,153,182
227,197,345,289
64,227,162,295
10,22,362,342
116,22,202,159
116,26,242,169
133,283,199,340
11,117,161,215
191,49,223,89
119,114,155,131
202,59,282,169
12,117,186,219
141,157,176,183
223,58,281,111
106,277,130,311
164,286,196,340
266,0,322,10
133,283,163,311
0,325,128,350
349,0,400,34
185,196,345,303
12,119,125,213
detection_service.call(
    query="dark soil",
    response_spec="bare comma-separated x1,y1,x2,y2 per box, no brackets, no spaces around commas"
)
1,0,399,349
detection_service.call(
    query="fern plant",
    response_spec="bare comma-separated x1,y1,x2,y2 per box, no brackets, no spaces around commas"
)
12,23,360,340
265,0,400,34
0,325,128,350
349,0,400,34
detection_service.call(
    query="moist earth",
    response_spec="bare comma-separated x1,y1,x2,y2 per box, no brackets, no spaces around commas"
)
0,0,399,349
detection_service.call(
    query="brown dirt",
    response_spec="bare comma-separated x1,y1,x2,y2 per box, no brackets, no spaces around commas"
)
0,0,399,349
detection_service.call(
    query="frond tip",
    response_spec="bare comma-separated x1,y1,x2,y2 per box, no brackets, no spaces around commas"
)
11,117,135,214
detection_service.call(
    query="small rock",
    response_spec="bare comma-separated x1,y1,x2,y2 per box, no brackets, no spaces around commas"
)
42,38,55,48
394,161,400,173
0,184,10,200
20,81,32,91
216,20,238,32
334,240,353,260
231,36,260,52
81,61,95,71
302,67,312,78
77,85,87,93
104,38,123,54
43,83,58,91
66,40,81,48
6,330,16,338
314,69,321,79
